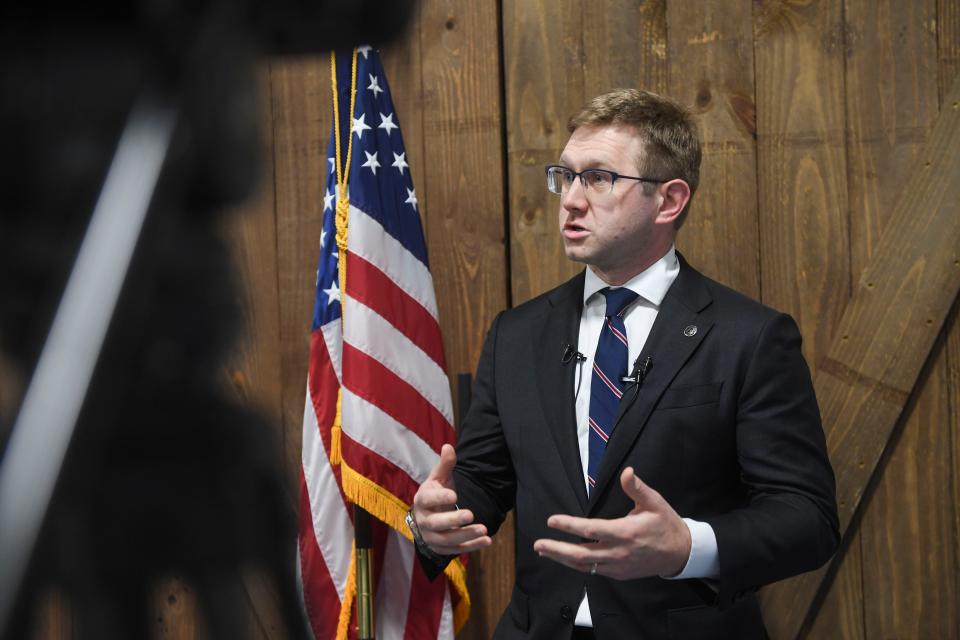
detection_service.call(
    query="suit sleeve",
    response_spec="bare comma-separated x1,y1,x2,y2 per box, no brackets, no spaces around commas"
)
451,311,517,537
706,313,839,607
415,312,517,580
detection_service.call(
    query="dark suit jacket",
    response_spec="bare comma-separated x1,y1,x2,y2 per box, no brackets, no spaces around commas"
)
440,255,839,639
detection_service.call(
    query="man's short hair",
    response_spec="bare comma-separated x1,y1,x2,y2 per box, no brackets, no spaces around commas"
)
568,88,701,227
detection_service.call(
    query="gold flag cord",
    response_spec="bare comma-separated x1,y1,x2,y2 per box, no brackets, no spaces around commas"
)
328,47,470,637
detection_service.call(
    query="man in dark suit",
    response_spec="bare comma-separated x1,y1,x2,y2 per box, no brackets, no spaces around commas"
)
407,89,839,639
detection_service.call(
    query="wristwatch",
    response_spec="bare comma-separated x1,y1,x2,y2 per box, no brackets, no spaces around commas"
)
405,509,449,564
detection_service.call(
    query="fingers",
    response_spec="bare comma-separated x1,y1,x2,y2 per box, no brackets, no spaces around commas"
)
545,514,618,542
425,523,492,556
415,485,458,511
427,443,458,486
422,513,492,556
620,467,665,512
533,538,612,575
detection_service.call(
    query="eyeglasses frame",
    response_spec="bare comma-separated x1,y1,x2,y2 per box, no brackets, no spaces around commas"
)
544,164,667,195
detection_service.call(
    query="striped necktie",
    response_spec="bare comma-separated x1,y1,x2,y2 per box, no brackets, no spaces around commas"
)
587,287,638,495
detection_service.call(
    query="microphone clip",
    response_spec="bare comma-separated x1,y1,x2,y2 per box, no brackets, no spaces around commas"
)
561,343,586,365
621,356,653,387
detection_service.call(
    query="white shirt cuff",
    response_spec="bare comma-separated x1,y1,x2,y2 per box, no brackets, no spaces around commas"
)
663,518,720,580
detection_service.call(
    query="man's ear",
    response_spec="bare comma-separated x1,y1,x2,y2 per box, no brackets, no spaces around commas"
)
655,179,691,226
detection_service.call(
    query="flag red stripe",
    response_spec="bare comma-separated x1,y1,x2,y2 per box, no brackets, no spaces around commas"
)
342,343,453,450
340,434,421,505
308,330,350,506
309,330,340,456
403,553,446,640
345,251,447,370
298,470,346,640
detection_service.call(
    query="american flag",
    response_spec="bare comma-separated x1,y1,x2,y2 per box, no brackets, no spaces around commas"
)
298,47,469,640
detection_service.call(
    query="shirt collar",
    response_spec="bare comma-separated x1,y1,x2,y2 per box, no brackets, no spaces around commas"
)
582,245,679,308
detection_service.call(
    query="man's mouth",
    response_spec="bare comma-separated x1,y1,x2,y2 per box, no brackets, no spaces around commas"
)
563,222,589,240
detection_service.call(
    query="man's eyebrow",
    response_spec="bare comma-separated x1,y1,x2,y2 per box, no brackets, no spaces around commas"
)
557,155,613,168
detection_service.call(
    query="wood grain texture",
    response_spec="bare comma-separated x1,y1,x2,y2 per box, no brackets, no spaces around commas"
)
861,341,958,638
582,0,668,97
269,57,331,500
416,2,510,637
29,590,73,640
842,2,948,638
503,0,585,305
153,576,203,639
219,64,287,640
804,548,864,640
949,298,960,640
759,72,960,639
940,0,960,102
752,4,851,632
222,64,283,443
939,9,960,640
753,0,850,367
666,0,760,297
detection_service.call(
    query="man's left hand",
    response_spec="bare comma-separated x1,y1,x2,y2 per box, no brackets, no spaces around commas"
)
532,467,692,579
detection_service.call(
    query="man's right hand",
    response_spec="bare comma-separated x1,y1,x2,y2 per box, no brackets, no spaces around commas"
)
411,443,493,556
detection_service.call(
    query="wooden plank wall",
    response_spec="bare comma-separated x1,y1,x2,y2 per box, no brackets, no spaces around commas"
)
22,0,960,638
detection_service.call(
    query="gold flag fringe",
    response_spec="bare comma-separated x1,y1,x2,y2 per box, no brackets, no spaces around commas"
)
328,46,471,637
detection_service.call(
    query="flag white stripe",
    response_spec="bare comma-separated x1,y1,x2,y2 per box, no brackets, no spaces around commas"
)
301,384,353,600
348,205,440,320
341,388,439,484
295,545,318,640
375,529,413,639
438,583,454,640
343,295,454,425
321,321,343,384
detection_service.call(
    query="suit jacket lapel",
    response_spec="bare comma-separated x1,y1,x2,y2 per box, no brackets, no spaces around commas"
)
534,272,589,514
588,257,715,512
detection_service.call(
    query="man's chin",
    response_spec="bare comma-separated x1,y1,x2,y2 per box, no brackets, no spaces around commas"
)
562,245,590,264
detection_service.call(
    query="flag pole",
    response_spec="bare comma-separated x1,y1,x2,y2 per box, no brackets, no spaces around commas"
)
331,48,376,640
354,507,375,639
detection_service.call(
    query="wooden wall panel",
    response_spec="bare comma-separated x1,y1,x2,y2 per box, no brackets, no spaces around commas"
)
269,57,332,500
219,64,289,640
841,2,953,639
153,576,203,639
416,3,510,637
503,0,585,305
752,0,850,366
582,0,669,98
861,345,957,638
751,1,851,636
666,0,760,297
940,7,960,640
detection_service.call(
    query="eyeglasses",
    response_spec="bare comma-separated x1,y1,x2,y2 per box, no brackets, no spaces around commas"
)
545,164,665,196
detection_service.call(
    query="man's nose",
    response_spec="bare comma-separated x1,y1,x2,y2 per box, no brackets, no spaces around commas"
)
561,178,588,211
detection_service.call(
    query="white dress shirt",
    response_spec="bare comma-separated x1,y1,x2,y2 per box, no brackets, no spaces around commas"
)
573,246,720,627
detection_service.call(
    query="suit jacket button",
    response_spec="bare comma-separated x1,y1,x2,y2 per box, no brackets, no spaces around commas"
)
560,605,573,622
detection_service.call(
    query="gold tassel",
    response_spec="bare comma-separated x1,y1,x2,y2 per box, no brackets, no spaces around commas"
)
330,390,343,465
336,541,358,640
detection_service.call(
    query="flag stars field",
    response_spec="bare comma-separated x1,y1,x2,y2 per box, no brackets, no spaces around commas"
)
368,74,383,98
362,151,381,175
392,152,408,175
352,113,371,140
378,112,398,135
322,281,340,307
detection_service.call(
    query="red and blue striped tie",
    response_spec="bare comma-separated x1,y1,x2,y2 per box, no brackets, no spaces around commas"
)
587,287,638,495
